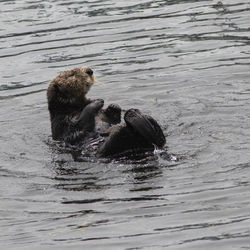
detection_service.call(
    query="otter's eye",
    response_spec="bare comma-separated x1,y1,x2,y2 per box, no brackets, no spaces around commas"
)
85,68,93,76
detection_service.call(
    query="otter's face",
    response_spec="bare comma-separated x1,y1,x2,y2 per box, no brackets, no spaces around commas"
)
47,66,95,106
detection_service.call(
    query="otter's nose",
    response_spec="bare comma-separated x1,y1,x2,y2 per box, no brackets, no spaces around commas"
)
85,67,93,76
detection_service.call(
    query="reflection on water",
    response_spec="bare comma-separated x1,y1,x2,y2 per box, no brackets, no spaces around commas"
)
1,0,250,249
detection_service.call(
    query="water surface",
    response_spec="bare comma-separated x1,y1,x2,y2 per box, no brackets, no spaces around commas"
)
1,0,250,249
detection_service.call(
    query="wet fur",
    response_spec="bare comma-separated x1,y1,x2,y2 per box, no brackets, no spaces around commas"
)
47,66,166,157
47,67,96,141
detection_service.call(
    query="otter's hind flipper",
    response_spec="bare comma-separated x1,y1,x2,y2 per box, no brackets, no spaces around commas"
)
99,109,166,157
98,125,144,157
124,109,166,148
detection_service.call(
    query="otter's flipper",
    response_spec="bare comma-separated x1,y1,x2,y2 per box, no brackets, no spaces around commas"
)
99,109,166,157
75,99,104,131
98,125,141,156
124,109,166,148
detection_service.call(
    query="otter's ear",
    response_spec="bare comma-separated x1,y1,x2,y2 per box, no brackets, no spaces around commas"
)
65,69,77,78
68,70,76,77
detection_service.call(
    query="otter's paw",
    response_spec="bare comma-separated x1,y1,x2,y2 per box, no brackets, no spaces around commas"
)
124,109,166,148
106,104,121,113
87,99,104,113
104,103,121,124
75,99,104,131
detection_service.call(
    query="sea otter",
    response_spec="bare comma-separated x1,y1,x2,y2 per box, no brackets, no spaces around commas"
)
47,66,166,157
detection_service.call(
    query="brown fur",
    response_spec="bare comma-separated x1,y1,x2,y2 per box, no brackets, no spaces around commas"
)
47,66,96,140
47,66,165,157
47,66,95,108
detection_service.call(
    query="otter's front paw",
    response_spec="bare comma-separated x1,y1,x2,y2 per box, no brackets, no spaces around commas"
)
87,99,104,113
106,104,121,115
104,103,121,124
75,99,104,130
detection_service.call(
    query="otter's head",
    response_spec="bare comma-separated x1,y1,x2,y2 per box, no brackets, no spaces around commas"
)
47,66,95,109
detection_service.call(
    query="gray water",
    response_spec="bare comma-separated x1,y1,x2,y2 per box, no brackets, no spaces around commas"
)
1,0,250,249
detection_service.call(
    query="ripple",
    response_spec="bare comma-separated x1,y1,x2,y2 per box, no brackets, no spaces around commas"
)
1,0,250,249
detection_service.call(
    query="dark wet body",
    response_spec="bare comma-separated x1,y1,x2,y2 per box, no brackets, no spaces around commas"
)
49,97,165,157
47,66,165,157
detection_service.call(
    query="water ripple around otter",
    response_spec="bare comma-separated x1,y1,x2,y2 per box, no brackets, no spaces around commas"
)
1,0,250,249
